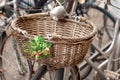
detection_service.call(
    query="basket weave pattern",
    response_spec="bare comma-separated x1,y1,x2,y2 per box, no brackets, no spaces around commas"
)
12,13,96,70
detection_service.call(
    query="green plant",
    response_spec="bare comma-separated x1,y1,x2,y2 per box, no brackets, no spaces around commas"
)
23,36,52,60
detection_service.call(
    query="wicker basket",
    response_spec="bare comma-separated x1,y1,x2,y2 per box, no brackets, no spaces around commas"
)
11,13,96,70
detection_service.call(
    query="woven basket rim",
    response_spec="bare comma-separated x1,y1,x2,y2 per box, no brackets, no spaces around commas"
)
11,12,97,41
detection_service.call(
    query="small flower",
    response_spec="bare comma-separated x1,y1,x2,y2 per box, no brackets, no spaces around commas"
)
32,53,37,57
37,52,41,56
44,47,50,54
23,36,52,60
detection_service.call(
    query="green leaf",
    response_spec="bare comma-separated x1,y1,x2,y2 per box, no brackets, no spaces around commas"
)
23,36,52,59
35,36,44,42
42,43,47,49
36,54,43,59
30,46,37,51
35,45,41,52
35,55,39,59
30,40,36,45
32,51,36,54
45,54,51,58
47,42,52,48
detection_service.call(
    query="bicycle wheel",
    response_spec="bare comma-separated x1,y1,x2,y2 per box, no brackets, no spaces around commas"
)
0,34,30,80
93,19,119,80
88,5,115,47
88,5,116,80
31,65,80,80
76,4,116,79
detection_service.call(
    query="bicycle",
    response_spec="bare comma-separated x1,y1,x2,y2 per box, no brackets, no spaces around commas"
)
84,19,120,80
27,0,120,80
62,0,117,79
10,12,94,80
0,0,48,79
0,0,119,80
21,0,118,80
24,0,115,79
73,0,120,79
0,0,83,80
89,0,120,79
57,0,119,79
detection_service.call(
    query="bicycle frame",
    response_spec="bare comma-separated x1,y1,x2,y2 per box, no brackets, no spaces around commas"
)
93,19,120,79
1,0,120,80
65,0,120,79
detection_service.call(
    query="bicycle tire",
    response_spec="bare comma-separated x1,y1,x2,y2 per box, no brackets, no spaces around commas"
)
0,31,6,45
0,34,30,80
31,65,80,80
91,5,115,40
88,4,115,79
76,4,116,79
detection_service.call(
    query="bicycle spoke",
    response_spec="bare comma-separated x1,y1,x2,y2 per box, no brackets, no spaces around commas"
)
0,54,17,71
